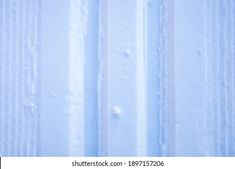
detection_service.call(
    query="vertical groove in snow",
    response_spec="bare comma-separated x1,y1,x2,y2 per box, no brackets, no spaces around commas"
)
5,0,10,155
218,0,226,156
151,0,162,156
159,0,165,155
147,0,175,156
215,0,220,155
221,1,229,156
165,0,175,156
20,0,26,156
158,0,175,156
157,0,162,154
20,0,27,156
146,0,161,156
25,0,33,156
205,0,209,155
84,0,99,156
224,0,229,156
8,0,13,155
25,0,30,156
221,0,235,156
35,0,41,156
232,0,235,155
28,0,40,156
97,0,109,156
224,0,234,156
136,0,147,156
210,0,235,156
0,0,4,154
0,0,40,156
68,0,87,156
227,0,233,156
24,0,40,156
156,0,163,155
161,0,169,156
0,0,3,154
13,0,19,155
157,0,163,155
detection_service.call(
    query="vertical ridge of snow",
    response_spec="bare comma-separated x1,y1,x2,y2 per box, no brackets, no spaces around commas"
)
68,0,88,156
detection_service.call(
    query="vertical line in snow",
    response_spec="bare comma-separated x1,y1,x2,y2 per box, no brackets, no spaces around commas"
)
12,1,19,156
161,0,165,156
8,0,13,155
27,0,33,156
98,0,109,156
24,0,30,156
0,0,41,156
136,0,147,156
159,0,170,155
0,0,3,155
18,0,25,156
229,0,234,156
215,0,220,155
219,0,226,156
223,0,228,156
27,0,40,156
20,0,27,156
32,0,38,156
146,0,161,156
156,0,161,155
0,1,4,151
211,0,218,156
35,0,41,156
165,0,175,156
156,0,175,156
25,0,31,156
11,0,19,155
17,0,23,156
0,0,6,155
229,0,233,155
4,0,10,155
205,0,209,155
147,0,175,156
84,0,99,156
160,0,175,156
68,0,87,156
232,0,235,155
229,3,233,154
224,0,232,156
199,0,207,155
158,0,164,155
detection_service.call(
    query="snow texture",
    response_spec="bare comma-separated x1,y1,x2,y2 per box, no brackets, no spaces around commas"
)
0,0,235,156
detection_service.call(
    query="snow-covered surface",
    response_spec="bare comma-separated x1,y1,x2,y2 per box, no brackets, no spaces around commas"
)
0,0,235,156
